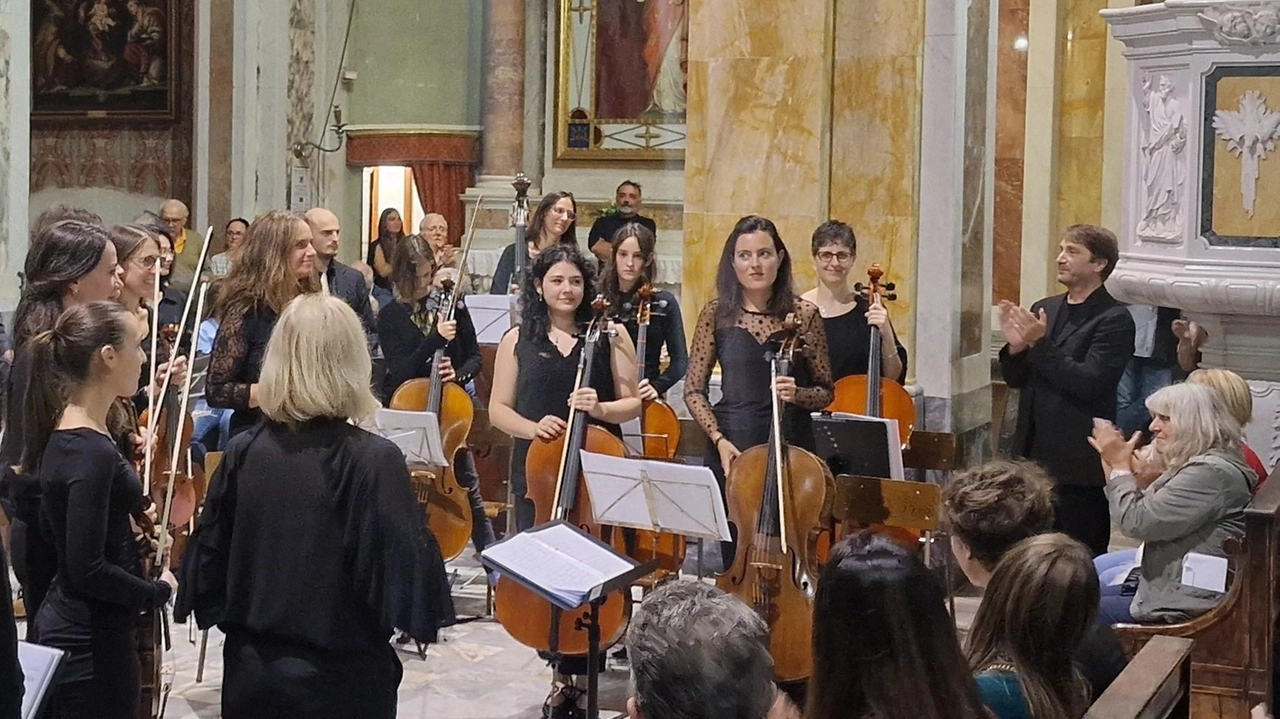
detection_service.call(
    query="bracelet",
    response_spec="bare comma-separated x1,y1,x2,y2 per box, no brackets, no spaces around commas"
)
712,432,725,447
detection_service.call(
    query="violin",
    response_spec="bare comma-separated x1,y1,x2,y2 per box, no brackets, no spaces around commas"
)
492,297,631,655
389,203,484,561
137,324,202,532
717,314,834,682
619,285,686,575
826,264,915,447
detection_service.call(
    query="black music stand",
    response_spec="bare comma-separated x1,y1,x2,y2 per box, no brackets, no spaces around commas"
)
480,521,655,719
811,413,904,480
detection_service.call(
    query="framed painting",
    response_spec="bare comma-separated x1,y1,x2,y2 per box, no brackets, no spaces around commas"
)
32,0,178,122
555,0,687,162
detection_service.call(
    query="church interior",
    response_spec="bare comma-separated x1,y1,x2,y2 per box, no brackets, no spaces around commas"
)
2,0,1280,718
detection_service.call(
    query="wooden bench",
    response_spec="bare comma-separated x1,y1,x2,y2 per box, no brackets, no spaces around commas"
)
1111,468,1280,718
1085,635,1194,719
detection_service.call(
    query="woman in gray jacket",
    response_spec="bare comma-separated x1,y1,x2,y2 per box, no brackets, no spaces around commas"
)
1090,382,1255,624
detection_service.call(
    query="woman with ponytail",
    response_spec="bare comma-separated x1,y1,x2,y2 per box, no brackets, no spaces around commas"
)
23,302,177,719
0,220,122,633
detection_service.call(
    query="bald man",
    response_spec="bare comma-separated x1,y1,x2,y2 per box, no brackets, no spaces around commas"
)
419,212,459,267
161,199,199,292
305,207,378,337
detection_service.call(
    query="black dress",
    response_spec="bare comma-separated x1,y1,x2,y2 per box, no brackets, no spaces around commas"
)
377,295,483,400
509,330,620,532
612,288,688,396
175,419,455,719
0,533,20,719
206,304,279,438
822,298,908,384
34,429,172,719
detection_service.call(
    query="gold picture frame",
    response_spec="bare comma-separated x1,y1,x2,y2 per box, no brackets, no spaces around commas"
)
555,0,687,162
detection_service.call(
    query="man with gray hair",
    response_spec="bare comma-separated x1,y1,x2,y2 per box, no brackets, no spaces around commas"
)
625,581,779,719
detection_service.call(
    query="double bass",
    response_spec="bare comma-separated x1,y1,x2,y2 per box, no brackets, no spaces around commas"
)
826,264,914,448
492,298,631,655
621,285,686,574
389,203,485,560
718,315,833,683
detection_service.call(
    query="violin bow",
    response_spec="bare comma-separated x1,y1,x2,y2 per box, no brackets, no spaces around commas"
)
452,195,484,288
153,225,214,396
142,268,164,494
156,281,210,568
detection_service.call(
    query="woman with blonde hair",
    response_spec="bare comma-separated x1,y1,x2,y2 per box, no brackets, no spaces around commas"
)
176,293,454,719
1187,368,1269,482
206,210,319,439
1090,382,1255,624
967,533,1098,719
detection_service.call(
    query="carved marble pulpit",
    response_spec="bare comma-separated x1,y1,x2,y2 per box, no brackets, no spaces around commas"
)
1104,1,1280,468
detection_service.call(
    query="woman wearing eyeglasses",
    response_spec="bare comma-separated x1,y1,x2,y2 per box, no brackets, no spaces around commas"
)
488,191,587,295
798,221,907,384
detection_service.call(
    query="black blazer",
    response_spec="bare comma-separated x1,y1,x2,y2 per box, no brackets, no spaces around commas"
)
999,287,1136,487
324,260,377,337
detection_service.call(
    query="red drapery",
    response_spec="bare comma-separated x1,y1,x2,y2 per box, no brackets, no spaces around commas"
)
345,131,479,238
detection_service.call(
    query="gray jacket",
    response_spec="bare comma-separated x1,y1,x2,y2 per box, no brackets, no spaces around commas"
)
1106,448,1256,623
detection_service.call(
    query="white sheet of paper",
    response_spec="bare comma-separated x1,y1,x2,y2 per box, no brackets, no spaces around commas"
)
19,641,65,719
579,451,732,541
481,523,634,607
464,294,514,344
1181,552,1229,593
361,409,449,467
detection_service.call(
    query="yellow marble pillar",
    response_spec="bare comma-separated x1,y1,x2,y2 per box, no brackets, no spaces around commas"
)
1056,0,1109,241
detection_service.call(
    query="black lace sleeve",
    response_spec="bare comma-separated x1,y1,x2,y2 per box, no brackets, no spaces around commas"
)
793,301,834,410
206,307,253,411
683,301,721,439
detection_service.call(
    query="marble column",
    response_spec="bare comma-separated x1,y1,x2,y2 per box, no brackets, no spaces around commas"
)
992,0,1030,305
0,0,31,314
480,0,526,180
232,0,290,213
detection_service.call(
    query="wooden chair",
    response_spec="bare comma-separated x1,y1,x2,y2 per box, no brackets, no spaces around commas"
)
1111,469,1280,718
1085,635,1194,719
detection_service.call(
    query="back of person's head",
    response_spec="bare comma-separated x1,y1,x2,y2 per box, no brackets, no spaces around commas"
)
257,293,379,425
21,302,136,472
966,533,1098,719
809,532,991,719
1187,368,1253,429
1146,382,1243,469
625,580,774,719
942,459,1055,578
14,220,114,348
33,205,102,238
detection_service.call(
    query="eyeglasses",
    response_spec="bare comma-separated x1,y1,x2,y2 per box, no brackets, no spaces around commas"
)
815,250,854,265
133,255,163,269
550,207,577,221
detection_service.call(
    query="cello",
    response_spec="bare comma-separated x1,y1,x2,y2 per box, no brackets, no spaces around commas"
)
389,203,485,561
826,264,915,448
492,298,632,655
620,284,686,574
718,314,834,683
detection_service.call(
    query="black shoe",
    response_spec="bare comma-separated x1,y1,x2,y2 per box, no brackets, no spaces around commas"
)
541,684,586,719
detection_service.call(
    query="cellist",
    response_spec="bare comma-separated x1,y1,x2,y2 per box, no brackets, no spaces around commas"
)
487,243,640,719
683,215,834,570
377,234,495,553
798,221,907,384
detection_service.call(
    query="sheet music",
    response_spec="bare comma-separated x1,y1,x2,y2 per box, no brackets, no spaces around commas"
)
361,409,450,467
19,641,65,719
464,294,514,344
579,451,732,541
481,523,634,608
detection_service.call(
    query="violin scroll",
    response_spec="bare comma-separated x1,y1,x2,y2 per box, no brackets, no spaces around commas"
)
853,264,898,303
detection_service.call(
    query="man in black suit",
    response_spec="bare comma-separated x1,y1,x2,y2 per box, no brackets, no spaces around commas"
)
998,224,1136,556
305,207,378,339
587,180,657,262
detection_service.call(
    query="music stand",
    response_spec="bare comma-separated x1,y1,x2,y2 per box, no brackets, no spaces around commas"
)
464,294,515,344
811,413,904,480
480,521,655,719
577,451,731,542
19,641,65,719
361,408,450,467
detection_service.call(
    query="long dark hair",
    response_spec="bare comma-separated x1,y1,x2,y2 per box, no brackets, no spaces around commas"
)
524,191,578,248
966,534,1097,719
13,221,113,349
519,243,597,346
808,532,993,719
600,222,657,312
714,215,794,328
21,302,134,472
377,207,405,242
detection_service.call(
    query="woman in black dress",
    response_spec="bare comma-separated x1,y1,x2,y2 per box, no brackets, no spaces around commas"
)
206,211,319,439
1,220,123,636
378,234,495,553
599,222,688,400
799,220,907,384
25,301,176,719
367,207,406,307
684,215,833,566
488,191,581,295
177,294,455,719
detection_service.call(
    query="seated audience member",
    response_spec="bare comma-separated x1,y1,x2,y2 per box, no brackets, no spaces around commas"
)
967,534,1099,719
808,533,992,719
350,261,381,315
943,460,1126,698
1090,382,1255,624
625,580,783,719
1187,368,1270,483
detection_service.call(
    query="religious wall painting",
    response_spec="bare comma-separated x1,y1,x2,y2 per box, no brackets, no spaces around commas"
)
32,0,177,122
1201,66,1280,248
556,0,687,161
1137,73,1188,243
